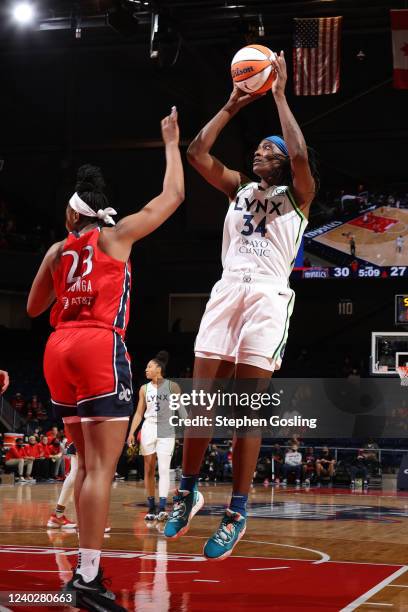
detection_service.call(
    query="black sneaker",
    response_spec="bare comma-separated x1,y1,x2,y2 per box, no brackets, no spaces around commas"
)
65,570,126,612
145,509,157,521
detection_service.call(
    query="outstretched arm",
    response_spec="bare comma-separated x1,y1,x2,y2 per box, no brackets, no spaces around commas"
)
106,108,184,258
271,51,315,213
187,86,264,200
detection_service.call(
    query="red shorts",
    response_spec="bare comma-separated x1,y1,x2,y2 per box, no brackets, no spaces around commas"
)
44,327,133,419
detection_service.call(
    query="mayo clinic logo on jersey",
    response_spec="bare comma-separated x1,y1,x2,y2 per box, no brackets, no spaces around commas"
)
239,237,271,257
119,383,131,402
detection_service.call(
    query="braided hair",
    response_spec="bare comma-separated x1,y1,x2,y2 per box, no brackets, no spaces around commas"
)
271,147,320,197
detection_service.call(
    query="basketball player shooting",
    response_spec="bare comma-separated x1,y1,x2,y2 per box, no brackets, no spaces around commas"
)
27,107,183,611
164,51,318,560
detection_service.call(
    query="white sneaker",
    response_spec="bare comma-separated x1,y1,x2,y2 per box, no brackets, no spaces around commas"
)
156,511,169,522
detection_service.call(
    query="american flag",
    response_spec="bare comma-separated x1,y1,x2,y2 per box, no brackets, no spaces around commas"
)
293,17,342,96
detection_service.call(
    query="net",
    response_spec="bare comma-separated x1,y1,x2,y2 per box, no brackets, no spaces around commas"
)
397,366,408,386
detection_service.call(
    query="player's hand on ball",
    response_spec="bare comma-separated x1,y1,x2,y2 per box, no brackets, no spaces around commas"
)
161,106,179,146
225,84,265,113
271,50,287,97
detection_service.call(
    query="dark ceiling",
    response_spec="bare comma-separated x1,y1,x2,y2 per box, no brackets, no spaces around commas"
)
0,0,405,49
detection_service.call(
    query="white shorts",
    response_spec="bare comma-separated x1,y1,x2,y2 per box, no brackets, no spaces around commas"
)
194,270,295,372
140,420,175,456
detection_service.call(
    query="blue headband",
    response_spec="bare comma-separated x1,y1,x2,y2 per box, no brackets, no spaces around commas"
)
265,135,288,157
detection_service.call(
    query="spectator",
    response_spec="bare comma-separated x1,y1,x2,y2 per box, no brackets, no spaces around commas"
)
222,442,233,480
46,426,59,444
11,392,26,415
36,434,52,480
282,444,303,486
254,455,272,484
5,438,34,481
49,440,65,479
288,434,303,448
272,444,284,483
201,444,221,482
349,449,369,488
363,438,379,462
24,435,40,480
316,446,336,483
26,394,46,420
303,447,316,485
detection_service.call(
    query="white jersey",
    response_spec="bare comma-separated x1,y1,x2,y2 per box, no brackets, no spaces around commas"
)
144,380,172,423
222,183,308,278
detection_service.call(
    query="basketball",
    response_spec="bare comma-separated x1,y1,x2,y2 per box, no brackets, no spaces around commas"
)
231,44,276,94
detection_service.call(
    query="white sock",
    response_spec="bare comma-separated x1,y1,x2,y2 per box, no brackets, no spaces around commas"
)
76,548,101,582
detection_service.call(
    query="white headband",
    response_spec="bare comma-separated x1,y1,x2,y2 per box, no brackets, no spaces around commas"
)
69,192,117,226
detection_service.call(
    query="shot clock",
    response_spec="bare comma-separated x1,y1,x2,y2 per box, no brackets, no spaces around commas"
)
395,295,408,325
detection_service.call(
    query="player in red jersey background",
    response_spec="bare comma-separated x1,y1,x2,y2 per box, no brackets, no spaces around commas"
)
27,107,183,611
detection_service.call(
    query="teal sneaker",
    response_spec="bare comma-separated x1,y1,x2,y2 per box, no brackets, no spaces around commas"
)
164,489,204,539
203,509,247,561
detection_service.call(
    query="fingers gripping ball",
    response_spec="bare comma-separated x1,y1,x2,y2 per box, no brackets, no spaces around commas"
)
231,44,276,94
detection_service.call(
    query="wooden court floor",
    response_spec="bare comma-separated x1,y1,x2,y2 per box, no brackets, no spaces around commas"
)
313,207,408,266
1,481,408,611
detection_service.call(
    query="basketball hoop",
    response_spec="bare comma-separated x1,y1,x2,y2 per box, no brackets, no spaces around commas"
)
397,366,408,386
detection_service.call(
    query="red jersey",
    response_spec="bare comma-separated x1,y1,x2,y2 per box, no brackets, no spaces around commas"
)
6,446,25,461
37,442,51,458
50,228,131,336
25,444,41,459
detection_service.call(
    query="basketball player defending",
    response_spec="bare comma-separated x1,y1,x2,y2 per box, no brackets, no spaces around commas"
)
165,52,317,559
27,108,183,611
127,351,181,521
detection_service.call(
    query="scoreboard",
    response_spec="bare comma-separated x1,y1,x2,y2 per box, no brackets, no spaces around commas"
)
292,266,407,279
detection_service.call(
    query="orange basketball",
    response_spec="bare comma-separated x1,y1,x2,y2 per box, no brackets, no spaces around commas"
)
231,44,276,95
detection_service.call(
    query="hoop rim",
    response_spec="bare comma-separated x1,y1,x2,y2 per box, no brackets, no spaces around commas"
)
397,365,408,378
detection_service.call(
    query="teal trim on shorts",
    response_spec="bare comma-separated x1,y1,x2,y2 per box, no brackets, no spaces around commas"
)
272,291,295,361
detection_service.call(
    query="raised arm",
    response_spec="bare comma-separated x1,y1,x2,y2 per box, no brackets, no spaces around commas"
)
187,86,263,200
102,108,184,261
271,51,315,212
127,386,147,446
27,241,64,317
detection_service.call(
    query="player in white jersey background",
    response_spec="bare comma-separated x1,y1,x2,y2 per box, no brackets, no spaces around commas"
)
127,351,181,521
165,51,319,559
